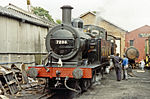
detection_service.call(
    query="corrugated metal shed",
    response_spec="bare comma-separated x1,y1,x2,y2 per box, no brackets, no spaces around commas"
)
0,4,55,28
0,5,56,64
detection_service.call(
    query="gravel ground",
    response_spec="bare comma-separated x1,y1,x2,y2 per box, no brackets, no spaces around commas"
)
74,68,150,99
4,68,150,99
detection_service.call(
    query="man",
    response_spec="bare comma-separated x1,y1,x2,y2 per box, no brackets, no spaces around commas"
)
122,54,128,80
110,53,122,81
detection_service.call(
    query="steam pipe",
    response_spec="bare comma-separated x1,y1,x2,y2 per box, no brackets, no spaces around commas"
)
64,77,81,93
42,52,51,72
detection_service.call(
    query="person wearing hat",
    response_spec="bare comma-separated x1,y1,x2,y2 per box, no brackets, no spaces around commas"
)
122,54,129,80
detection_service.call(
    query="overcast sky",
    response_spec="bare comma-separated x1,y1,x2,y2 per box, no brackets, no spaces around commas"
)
0,0,150,31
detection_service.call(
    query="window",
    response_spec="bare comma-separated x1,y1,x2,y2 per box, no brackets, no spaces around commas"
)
130,40,134,46
78,22,83,28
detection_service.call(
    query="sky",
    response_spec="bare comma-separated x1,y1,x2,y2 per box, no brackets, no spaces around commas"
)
0,0,150,31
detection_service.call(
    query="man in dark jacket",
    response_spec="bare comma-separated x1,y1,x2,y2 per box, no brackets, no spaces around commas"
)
110,53,123,81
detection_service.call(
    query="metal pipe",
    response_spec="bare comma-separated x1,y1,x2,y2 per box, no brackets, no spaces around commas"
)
61,5,73,25
48,52,52,67
42,53,50,72
42,53,49,65
64,77,80,93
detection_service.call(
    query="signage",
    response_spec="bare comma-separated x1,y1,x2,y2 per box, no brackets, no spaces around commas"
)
139,33,150,38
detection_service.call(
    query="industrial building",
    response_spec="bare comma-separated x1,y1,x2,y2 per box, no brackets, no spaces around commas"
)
125,25,150,62
0,4,55,65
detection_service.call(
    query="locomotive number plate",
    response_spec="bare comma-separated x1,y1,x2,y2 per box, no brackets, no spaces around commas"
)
56,40,68,44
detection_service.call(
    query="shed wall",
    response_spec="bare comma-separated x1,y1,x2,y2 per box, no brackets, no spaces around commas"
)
0,16,48,64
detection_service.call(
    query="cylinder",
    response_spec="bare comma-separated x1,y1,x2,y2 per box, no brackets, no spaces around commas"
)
61,5,73,25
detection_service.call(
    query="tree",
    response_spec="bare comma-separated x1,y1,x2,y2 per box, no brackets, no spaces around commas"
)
32,7,54,22
56,19,62,24
92,11,96,14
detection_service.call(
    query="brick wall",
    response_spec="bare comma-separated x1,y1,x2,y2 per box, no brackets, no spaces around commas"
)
125,25,150,61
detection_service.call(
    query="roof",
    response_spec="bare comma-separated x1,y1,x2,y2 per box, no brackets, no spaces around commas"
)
80,11,96,18
80,11,127,32
129,25,150,33
0,3,55,28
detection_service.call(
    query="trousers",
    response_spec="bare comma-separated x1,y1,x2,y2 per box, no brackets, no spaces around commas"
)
115,66,122,81
123,65,128,80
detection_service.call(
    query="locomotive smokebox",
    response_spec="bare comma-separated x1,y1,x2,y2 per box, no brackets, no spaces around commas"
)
125,46,139,60
61,5,73,25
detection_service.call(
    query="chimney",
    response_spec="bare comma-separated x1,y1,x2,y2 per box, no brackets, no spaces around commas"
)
61,5,73,25
27,0,31,12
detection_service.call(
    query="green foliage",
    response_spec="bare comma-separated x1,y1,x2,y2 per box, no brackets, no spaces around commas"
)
56,19,62,24
92,11,96,14
32,7,54,22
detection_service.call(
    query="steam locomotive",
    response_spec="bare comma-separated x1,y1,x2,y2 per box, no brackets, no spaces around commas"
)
27,5,115,92
125,46,139,68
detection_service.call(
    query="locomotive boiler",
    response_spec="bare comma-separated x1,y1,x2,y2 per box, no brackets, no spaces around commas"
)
28,5,115,92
